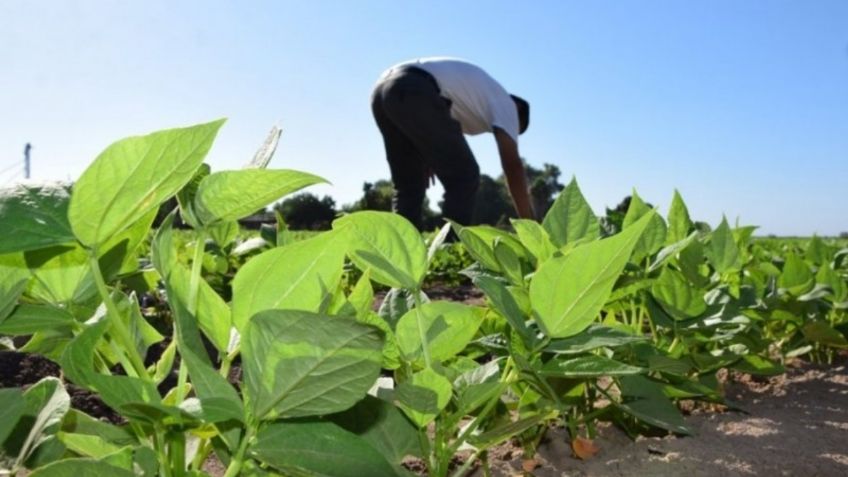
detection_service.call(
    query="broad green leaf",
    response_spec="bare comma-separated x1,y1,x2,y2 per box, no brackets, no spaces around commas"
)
0,304,75,335
0,253,29,320
453,360,500,415
778,253,814,296
511,218,556,264
615,375,692,435
805,235,830,265
357,311,402,370
251,421,401,477
0,182,75,254
493,240,524,286
817,264,847,302
395,368,451,427
649,232,698,273
705,217,739,273
802,321,848,348
456,380,506,417
18,329,73,362
623,191,666,261
331,395,422,465
378,288,428,330
208,220,240,248
647,355,692,376
455,225,501,272
462,224,529,267
11,377,71,469
468,413,553,449
0,255,29,322
334,211,427,290
25,244,94,304
542,177,600,247
232,231,346,331
731,355,785,376
57,432,123,459
96,447,134,471
112,291,163,362
169,291,243,424
175,163,210,229
539,355,644,377
0,388,24,444
151,340,177,385
651,268,707,320
168,264,231,351
151,211,177,279
395,301,484,363
799,283,833,302
28,458,136,477
545,325,647,354
678,239,710,288
474,275,533,347
195,169,325,224
61,320,160,411
348,269,375,319
666,189,693,244
69,119,225,247
530,212,653,338
116,400,198,426
242,310,383,420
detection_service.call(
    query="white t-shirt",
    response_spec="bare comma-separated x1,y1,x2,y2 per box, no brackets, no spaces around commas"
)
382,57,520,143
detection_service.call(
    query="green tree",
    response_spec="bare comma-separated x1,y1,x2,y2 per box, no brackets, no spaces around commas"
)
471,174,514,226
273,192,337,230
356,180,394,212
345,179,442,230
487,162,564,225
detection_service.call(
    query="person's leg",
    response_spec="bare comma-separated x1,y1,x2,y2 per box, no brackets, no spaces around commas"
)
371,82,427,229
380,70,479,226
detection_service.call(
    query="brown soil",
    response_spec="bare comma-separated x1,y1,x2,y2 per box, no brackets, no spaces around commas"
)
1,351,123,424
479,360,848,477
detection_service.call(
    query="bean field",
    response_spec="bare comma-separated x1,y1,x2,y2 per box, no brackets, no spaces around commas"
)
1,120,846,477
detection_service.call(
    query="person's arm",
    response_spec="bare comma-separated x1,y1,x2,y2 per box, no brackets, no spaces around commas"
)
494,127,535,220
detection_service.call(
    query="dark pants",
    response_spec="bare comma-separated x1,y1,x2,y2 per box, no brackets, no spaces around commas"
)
371,66,480,230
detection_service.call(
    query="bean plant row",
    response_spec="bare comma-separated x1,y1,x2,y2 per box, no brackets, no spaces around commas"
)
0,120,846,477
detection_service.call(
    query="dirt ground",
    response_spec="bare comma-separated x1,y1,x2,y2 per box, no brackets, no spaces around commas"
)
2,353,846,476
482,360,848,477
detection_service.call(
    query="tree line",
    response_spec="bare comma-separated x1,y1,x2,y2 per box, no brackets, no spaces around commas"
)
274,163,568,230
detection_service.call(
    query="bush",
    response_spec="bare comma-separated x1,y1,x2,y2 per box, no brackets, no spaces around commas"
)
273,192,336,230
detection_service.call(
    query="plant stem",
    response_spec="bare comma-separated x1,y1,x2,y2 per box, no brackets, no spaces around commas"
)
222,427,254,477
175,230,207,405
188,230,207,315
155,427,174,477
88,252,149,380
412,289,433,369
219,346,239,379
170,431,186,477
449,448,484,477
446,364,517,458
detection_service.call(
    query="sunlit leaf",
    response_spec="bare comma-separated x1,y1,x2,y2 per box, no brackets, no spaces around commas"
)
69,119,224,247
242,310,382,420
542,177,600,247
334,211,427,290
530,212,653,338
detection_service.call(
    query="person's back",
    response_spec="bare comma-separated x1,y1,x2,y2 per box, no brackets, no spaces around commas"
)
383,57,522,142
371,57,533,229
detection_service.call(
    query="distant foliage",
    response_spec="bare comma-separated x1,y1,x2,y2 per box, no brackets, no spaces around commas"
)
273,192,336,230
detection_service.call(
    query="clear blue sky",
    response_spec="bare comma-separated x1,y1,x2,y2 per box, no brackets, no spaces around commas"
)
1,1,846,236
